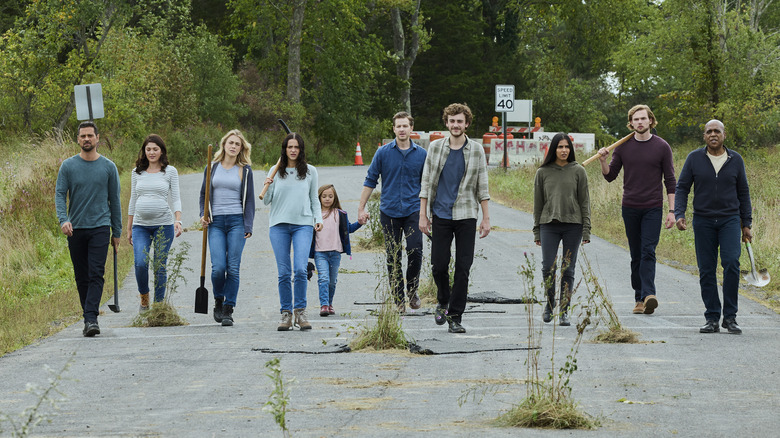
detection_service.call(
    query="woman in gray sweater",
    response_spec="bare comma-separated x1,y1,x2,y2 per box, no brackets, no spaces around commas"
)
533,133,591,326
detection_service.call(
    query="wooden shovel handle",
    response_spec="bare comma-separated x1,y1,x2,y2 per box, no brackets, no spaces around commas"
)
200,144,213,277
258,158,282,200
582,132,634,166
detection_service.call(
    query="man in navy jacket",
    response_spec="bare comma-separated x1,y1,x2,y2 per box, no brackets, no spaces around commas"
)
674,119,753,334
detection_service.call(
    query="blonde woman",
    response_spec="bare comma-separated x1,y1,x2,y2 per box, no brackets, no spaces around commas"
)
199,130,255,326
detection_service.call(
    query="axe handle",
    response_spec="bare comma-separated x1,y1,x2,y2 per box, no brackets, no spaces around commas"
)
258,158,282,200
582,132,634,166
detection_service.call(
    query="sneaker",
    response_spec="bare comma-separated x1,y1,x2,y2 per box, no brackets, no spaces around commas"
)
722,318,742,334
139,293,150,312
83,321,100,337
278,311,293,331
643,295,658,314
328,305,335,315
632,301,644,314
448,320,466,333
542,304,553,323
408,291,422,310
320,305,330,317
213,297,224,323
559,312,571,326
294,308,312,331
699,320,719,333
434,305,447,325
221,305,234,326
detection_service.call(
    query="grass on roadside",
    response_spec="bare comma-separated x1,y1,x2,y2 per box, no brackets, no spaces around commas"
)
489,143,780,311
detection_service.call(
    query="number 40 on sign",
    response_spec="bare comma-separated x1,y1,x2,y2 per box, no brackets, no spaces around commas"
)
495,85,515,112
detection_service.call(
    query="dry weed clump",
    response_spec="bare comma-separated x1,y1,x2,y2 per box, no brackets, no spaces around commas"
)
496,394,597,429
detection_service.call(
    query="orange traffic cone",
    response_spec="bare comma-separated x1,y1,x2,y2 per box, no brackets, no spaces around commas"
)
353,142,364,166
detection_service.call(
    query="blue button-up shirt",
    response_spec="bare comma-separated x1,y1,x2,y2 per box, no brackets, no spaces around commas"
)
363,139,427,218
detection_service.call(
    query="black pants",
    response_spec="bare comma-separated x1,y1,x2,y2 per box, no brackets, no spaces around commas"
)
67,226,110,323
540,222,583,311
380,211,423,304
431,216,476,322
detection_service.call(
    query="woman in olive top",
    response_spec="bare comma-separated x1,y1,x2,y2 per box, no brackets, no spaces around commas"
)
533,133,591,326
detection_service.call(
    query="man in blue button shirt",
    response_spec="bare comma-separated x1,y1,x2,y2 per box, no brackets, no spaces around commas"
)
358,112,427,312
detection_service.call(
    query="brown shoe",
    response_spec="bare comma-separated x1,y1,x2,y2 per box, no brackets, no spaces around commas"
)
139,293,150,312
643,295,658,314
408,292,422,310
294,308,312,330
277,311,293,331
632,301,644,314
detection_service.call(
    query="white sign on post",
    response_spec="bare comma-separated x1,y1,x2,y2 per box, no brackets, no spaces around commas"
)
495,85,515,112
507,99,533,123
74,83,105,120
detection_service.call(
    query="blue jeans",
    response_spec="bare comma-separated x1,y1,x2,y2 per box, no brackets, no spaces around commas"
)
693,215,742,321
208,214,247,307
622,206,662,302
314,251,341,306
540,222,583,310
132,224,174,302
270,224,314,312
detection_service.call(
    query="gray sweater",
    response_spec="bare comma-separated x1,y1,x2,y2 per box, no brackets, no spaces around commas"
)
533,162,591,241
55,154,122,237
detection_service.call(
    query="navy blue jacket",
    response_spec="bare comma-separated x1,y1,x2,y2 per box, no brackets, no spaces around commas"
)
309,209,362,258
674,147,752,228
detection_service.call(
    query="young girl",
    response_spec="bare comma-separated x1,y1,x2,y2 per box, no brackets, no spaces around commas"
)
309,184,364,317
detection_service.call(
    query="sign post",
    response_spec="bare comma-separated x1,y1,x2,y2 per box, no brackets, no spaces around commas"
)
495,85,514,169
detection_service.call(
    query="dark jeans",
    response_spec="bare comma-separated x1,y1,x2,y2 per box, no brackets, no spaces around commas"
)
540,222,583,311
431,216,476,322
622,206,662,302
693,215,742,321
67,226,111,323
380,211,423,304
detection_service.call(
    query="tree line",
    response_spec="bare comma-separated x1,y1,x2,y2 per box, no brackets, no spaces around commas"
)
1,0,777,164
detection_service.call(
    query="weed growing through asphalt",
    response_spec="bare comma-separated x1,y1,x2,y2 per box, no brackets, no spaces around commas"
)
349,238,409,351
495,252,598,429
581,253,640,343
263,357,293,437
0,354,73,437
132,239,191,327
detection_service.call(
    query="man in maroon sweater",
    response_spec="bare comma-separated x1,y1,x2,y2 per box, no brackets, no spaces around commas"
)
597,105,677,315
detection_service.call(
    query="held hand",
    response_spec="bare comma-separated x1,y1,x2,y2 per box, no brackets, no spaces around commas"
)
479,218,491,238
535,240,541,247
675,218,687,231
314,223,323,232
597,147,609,162
419,215,431,236
582,240,590,244
245,232,252,239
265,177,274,185
741,227,752,243
664,212,676,229
111,237,120,254
358,208,370,224
61,221,73,237
200,216,210,229
174,222,183,237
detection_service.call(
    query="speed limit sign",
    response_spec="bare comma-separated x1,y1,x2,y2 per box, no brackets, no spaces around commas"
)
495,85,515,112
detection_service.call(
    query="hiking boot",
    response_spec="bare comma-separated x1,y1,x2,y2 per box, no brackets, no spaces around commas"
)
139,293,150,312
320,305,330,317
213,297,224,323
221,305,234,326
559,312,571,326
448,320,466,333
328,305,335,315
643,295,658,314
632,301,644,314
434,305,447,325
699,320,719,333
278,311,293,331
408,291,422,310
722,318,742,335
294,308,312,331
542,304,553,323
83,321,100,337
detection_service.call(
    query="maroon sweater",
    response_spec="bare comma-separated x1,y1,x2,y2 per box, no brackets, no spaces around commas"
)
603,135,676,209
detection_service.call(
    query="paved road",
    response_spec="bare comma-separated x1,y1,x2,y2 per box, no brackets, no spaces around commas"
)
1,165,778,437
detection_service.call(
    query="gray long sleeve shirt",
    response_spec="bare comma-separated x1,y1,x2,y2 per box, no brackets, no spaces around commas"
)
55,154,122,237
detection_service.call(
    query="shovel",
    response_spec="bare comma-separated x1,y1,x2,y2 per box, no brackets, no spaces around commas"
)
741,241,770,287
108,247,120,312
195,144,213,314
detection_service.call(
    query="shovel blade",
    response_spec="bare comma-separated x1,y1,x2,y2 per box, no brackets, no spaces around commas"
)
195,286,209,314
743,242,771,288
108,304,120,313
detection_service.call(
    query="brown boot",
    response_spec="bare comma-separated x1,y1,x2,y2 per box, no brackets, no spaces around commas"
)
294,308,312,331
139,294,150,312
278,311,293,331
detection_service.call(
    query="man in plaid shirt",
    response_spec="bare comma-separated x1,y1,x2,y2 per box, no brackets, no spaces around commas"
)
419,103,491,334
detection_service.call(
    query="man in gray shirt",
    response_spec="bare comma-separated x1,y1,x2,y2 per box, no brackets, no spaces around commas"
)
55,121,122,337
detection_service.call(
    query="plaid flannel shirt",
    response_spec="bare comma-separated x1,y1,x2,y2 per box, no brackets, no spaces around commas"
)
420,136,490,220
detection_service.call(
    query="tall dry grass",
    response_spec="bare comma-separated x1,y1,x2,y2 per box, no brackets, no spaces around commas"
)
490,143,779,309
